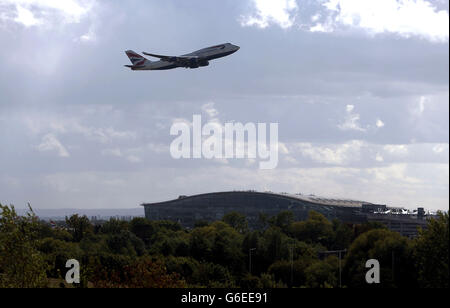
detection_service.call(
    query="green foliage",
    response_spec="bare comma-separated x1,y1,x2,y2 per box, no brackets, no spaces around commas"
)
130,217,155,246
289,211,334,247
165,256,199,284
106,230,145,256
268,255,322,288
38,237,82,279
194,220,210,228
100,218,129,235
304,256,339,288
65,214,93,242
261,227,286,264
343,228,416,288
222,212,249,234
92,256,186,288
154,220,183,232
1,203,447,288
189,222,244,274
192,262,235,288
330,219,353,250
269,211,295,233
0,204,48,288
255,213,269,231
259,273,287,288
414,212,449,288
352,221,387,240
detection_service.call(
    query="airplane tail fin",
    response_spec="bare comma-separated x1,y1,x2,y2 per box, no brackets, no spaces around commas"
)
125,50,151,68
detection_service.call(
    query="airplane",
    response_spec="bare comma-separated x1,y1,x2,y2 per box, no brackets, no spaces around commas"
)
124,43,240,71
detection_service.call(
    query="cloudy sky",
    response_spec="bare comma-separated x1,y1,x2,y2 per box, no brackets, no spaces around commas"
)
0,0,448,211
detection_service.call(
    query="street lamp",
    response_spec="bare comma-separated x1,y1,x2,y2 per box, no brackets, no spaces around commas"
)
290,246,294,287
249,248,256,275
319,249,347,288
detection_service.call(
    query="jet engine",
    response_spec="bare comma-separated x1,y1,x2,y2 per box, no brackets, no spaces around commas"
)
188,58,199,68
198,59,210,67
187,58,209,68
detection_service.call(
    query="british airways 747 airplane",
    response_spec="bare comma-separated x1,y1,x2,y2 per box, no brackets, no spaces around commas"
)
124,43,240,71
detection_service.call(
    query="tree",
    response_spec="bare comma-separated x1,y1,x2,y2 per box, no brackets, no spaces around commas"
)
256,213,269,231
130,217,155,246
211,222,245,273
261,227,285,265
289,211,334,247
414,212,449,288
165,256,200,285
240,274,263,288
270,211,295,233
268,258,315,287
101,218,129,235
65,214,93,242
343,229,416,288
38,237,82,279
0,204,48,288
106,230,145,256
194,220,210,228
189,222,244,273
352,221,386,240
93,257,186,288
191,262,235,288
304,256,339,288
222,212,248,234
189,225,215,261
330,219,353,250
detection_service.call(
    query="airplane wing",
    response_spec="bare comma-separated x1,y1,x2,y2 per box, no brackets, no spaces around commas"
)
142,52,199,66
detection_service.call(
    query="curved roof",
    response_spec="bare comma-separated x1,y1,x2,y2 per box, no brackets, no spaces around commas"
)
142,191,372,208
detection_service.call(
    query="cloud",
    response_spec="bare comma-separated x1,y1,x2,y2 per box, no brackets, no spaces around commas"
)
375,153,384,162
376,119,385,128
411,95,428,116
0,0,94,26
240,0,298,29
13,5,42,27
28,162,448,210
23,112,137,144
338,104,366,132
319,0,449,42
0,0,97,42
432,144,448,154
201,102,220,120
37,133,70,157
240,0,449,42
101,148,143,164
0,1,447,212
290,140,365,165
285,140,449,167
78,26,96,42
309,22,333,33
384,144,409,156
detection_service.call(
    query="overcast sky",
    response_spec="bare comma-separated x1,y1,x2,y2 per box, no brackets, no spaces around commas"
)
0,0,448,211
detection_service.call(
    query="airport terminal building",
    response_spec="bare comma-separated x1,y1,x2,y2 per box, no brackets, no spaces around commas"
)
142,191,431,237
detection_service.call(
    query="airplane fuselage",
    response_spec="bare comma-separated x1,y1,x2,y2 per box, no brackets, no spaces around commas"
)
125,43,240,71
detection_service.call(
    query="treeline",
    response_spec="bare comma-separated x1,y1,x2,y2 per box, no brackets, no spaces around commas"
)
0,204,448,288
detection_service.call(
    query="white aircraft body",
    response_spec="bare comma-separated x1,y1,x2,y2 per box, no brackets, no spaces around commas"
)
124,43,240,71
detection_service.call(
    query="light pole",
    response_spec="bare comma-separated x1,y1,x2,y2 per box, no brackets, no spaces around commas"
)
320,249,347,288
392,250,395,283
249,248,256,275
290,246,294,287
